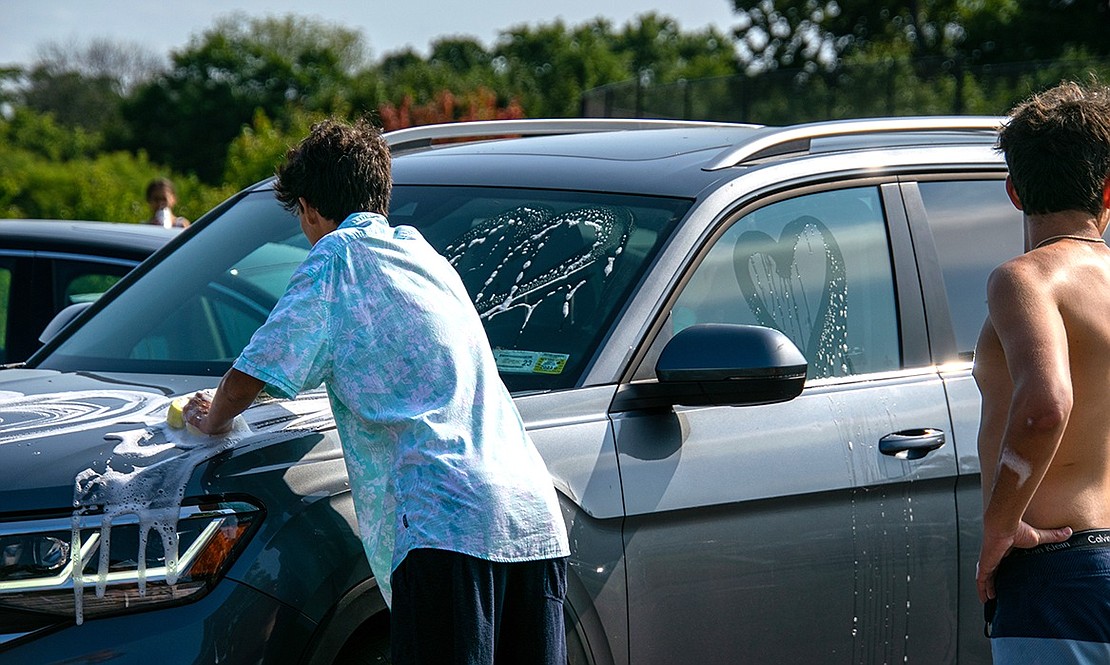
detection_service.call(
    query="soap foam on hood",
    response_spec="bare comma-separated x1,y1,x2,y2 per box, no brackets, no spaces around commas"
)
0,389,163,445
69,394,251,625
0,387,332,625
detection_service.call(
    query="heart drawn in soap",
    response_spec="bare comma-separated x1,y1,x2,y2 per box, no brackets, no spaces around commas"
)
733,215,847,378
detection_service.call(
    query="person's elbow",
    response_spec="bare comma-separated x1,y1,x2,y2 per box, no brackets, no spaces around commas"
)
1015,388,1073,434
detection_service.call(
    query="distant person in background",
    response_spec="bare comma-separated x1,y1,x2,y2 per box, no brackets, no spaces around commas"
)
144,178,190,228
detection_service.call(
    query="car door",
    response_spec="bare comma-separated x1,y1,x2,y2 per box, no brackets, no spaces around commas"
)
8,254,140,364
905,176,1026,664
614,184,961,663
0,254,30,365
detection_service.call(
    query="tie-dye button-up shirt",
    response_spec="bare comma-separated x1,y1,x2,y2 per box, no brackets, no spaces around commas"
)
233,212,569,605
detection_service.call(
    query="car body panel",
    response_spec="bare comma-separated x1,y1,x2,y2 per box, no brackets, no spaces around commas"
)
0,577,316,663
1,120,1018,664
618,371,959,663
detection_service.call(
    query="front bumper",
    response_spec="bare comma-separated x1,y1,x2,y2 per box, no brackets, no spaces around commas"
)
0,577,316,665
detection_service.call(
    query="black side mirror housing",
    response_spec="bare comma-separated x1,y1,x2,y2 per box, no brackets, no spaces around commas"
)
613,324,807,411
39,302,92,345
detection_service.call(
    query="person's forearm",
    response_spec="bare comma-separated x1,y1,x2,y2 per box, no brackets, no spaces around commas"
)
206,368,265,432
984,400,1070,532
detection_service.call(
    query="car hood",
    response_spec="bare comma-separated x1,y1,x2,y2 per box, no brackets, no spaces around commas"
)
0,368,335,516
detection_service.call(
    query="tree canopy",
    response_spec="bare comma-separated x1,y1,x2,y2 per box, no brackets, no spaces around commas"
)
3,5,1110,223
732,0,1110,73
121,13,367,182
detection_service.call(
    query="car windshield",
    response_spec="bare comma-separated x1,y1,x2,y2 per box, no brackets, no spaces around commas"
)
37,185,689,392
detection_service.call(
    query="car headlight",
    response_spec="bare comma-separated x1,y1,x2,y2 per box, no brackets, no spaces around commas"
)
0,499,261,624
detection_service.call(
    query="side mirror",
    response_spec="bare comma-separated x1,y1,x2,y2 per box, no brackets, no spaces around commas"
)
39,302,92,345
613,324,807,411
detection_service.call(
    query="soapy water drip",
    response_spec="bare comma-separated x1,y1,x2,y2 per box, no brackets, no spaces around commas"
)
71,404,251,625
0,387,330,624
61,390,332,625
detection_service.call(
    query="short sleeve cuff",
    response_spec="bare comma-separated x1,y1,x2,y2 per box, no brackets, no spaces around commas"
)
233,356,299,400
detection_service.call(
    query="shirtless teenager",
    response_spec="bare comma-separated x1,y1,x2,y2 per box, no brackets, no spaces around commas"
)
975,80,1110,662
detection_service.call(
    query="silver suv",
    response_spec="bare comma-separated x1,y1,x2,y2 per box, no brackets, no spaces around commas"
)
1,117,1050,664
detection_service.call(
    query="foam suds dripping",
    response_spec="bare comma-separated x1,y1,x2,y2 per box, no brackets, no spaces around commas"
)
70,399,251,625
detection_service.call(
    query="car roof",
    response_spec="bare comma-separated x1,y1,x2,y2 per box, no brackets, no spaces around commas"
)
0,219,178,259
385,116,1005,197
240,117,1006,200
392,126,752,197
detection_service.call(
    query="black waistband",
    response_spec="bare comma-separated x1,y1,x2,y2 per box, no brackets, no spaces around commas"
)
1008,529,1110,558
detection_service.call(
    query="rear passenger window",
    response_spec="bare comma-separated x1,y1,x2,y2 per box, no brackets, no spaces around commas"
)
52,259,135,308
673,187,899,379
918,180,1023,358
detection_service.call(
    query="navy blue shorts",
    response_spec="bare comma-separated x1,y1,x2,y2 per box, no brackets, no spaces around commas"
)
988,529,1110,663
390,548,568,665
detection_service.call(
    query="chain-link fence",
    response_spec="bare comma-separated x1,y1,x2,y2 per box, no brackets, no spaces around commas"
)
581,57,1110,123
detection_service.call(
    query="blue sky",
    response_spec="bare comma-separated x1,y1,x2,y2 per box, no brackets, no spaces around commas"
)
0,0,740,68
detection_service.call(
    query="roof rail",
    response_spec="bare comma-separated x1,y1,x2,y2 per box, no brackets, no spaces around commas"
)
704,116,1005,170
385,118,748,154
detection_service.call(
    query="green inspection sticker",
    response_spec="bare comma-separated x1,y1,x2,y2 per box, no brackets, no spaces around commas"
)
493,349,569,375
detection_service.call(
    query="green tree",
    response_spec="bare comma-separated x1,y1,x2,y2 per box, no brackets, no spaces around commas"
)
959,1,1110,64
122,13,367,183
494,19,629,117
0,107,233,222
370,38,511,111
731,1,1110,74
0,108,103,161
615,13,739,85
13,39,163,137
731,0,1007,73
223,108,322,188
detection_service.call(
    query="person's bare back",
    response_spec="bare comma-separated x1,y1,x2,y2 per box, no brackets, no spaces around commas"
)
975,80,1110,661
976,234,1110,535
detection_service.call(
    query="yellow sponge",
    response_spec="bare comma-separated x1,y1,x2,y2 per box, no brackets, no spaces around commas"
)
167,396,189,429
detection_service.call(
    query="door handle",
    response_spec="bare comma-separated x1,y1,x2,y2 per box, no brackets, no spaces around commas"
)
878,428,946,460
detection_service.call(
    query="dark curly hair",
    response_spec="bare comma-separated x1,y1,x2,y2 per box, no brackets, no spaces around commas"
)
274,117,391,222
998,79,1110,216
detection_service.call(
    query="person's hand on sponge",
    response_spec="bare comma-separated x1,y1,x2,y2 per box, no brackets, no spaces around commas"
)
178,392,233,436
171,369,266,437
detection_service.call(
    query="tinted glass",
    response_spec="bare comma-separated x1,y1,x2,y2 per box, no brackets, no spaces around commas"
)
40,186,688,392
55,261,136,306
673,186,900,379
918,180,1023,358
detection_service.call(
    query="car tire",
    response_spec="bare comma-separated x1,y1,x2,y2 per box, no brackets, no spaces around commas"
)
332,612,391,665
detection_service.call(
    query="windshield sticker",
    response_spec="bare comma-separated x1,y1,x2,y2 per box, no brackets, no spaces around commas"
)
493,349,569,375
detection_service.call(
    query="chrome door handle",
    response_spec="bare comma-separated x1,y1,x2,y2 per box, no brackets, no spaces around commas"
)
878,428,946,460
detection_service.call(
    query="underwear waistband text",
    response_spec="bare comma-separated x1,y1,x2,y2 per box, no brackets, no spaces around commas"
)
1010,528,1110,558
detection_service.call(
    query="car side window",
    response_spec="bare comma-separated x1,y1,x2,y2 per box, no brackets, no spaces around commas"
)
918,180,1024,358
672,187,900,379
64,273,125,305
52,260,135,308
